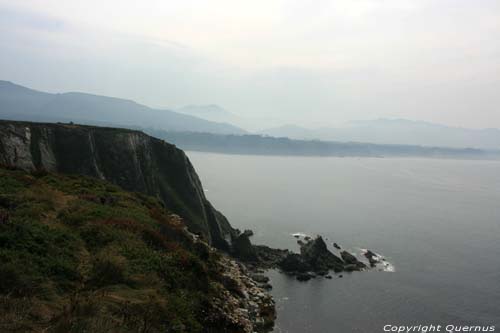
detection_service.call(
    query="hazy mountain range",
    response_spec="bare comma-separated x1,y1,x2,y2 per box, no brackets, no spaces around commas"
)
1,81,499,151
261,120,500,150
0,81,246,135
171,102,500,150
174,104,281,131
175,104,242,124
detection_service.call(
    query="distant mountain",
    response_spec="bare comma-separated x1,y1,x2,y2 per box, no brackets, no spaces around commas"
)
0,81,246,135
261,119,500,150
175,104,286,132
176,104,241,124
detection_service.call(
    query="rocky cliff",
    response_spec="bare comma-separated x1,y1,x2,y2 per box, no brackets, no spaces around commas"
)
0,120,236,249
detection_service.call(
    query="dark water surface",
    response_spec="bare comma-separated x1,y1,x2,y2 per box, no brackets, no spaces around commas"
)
187,152,500,333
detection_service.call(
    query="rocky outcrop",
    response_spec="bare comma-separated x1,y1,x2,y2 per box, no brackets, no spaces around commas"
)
232,232,259,262
0,120,236,249
274,236,374,278
300,236,345,272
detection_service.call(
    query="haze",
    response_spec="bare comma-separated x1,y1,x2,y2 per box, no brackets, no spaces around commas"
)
1,0,499,129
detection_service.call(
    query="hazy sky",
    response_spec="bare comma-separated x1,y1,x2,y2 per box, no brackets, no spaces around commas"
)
0,0,499,128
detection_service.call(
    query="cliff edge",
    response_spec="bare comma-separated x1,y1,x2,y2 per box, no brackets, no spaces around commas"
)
0,120,236,250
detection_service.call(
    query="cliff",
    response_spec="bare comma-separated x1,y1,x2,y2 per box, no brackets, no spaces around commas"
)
0,166,275,332
0,120,236,250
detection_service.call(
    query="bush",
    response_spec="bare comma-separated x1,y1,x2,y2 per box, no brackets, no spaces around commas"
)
79,224,117,251
89,254,128,287
0,263,37,296
142,228,170,251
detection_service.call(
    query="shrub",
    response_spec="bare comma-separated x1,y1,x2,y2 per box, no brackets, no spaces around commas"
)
0,263,38,296
89,254,128,287
141,228,170,251
79,224,117,251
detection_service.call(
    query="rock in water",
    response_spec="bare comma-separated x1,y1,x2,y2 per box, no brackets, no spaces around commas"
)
340,251,358,264
296,272,315,282
364,250,381,267
251,274,270,284
333,242,341,250
278,253,312,273
340,251,367,271
300,236,345,273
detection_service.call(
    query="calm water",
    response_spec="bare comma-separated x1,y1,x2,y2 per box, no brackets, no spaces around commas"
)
187,152,500,332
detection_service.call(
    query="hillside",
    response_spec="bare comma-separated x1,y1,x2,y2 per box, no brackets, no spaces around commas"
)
0,167,275,332
0,81,246,135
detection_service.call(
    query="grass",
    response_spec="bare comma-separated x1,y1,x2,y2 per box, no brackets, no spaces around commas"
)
0,167,227,332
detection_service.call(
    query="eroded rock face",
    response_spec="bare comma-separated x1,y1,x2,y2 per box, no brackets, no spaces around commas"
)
0,121,236,249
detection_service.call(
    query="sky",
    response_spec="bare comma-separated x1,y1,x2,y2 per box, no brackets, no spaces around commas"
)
0,0,499,129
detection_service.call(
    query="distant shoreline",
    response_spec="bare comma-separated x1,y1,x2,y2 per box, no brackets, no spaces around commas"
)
145,129,500,161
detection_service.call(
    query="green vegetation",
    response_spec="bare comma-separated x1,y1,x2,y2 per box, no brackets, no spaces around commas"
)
0,166,227,332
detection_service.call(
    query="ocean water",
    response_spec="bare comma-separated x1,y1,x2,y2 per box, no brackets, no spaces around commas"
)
187,152,500,332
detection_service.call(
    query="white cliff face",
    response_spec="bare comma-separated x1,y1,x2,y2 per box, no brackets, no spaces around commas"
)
0,125,35,170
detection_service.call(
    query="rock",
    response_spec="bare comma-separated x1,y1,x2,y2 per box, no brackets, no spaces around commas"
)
243,229,254,237
278,253,311,273
316,270,328,276
344,264,357,272
253,245,289,268
364,250,381,267
300,236,344,273
325,275,333,279
340,250,367,270
296,272,314,282
232,233,258,262
220,275,245,298
251,274,270,284
297,240,304,246
261,283,273,290
338,275,343,278
333,242,341,250
304,236,311,241
340,250,357,264
294,234,300,238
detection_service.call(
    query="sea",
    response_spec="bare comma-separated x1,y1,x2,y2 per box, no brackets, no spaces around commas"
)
187,151,500,333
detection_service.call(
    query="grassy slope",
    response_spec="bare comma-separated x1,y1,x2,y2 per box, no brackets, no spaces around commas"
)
0,166,236,333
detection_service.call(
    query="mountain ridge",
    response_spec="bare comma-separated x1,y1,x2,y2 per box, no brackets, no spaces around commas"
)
0,81,246,135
